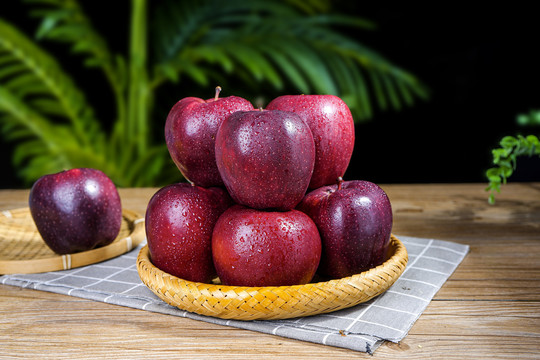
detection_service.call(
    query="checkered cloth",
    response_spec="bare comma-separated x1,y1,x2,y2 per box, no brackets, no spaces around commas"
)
1,235,468,354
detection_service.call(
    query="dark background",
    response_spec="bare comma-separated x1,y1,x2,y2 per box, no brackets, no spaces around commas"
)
345,4,540,184
1,3,539,188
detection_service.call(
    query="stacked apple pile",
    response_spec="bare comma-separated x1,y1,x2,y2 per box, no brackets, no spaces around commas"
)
145,88,393,286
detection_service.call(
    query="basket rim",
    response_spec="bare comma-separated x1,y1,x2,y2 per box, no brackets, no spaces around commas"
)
138,234,407,291
0,207,145,274
136,234,408,320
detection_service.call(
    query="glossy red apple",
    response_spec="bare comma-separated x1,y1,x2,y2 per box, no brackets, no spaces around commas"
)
29,168,122,254
212,205,321,286
165,87,254,187
145,183,233,283
215,109,315,211
266,94,355,189
297,178,393,278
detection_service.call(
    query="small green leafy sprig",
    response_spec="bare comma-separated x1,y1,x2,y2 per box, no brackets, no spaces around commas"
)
486,134,539,204
517,110,540,126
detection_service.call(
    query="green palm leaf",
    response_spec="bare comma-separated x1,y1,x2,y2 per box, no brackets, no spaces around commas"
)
0,18,103,146
25,0,126,98
22,0,131,158
151,0,428,122
0,85,91,181
0,18,109,183
0,0,429,187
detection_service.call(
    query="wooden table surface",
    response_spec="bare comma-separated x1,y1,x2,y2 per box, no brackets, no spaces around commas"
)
1,183,539,359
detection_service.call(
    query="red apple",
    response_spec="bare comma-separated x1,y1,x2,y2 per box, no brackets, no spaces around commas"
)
215,109,315,211
29,168,122,254
165,87,254,187
145,183,233,283
266,95,355,189
297,178,393,278
212,205,322,286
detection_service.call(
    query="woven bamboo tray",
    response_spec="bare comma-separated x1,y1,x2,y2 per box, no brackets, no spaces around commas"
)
0,207,145,274
137,234,408,320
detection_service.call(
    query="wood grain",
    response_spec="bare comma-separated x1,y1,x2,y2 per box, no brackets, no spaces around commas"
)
1,183,539,359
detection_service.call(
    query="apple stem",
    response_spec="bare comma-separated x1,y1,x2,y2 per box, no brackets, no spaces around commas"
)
337,177,344,190
215,86,222,100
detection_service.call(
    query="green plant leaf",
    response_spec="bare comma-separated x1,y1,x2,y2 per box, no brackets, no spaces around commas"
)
0,18,103,146
25,0,125,91
0,0,430,188
517,110,540,126
486,133,540,204
150,0,428,122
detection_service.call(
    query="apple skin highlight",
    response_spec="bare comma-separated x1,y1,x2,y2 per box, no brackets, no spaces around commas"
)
266,94,355,189
165,88,254,187
212,205,322,287
29,168,122,255
215,109,315,211
297,179,393,278
145,183,233,283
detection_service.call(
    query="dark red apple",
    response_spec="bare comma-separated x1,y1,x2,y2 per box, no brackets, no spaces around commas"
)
29,168,122,254
297,178,393,278
145,183,233,283
165,87,254,187
266,95,355,189
212,205,321,286
215,109,315,211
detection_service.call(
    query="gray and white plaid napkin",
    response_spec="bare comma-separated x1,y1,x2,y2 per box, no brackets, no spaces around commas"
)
1,235,468,354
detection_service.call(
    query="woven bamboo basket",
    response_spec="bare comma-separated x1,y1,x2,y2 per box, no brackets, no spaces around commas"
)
0,207,145,274
137,234,408,320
